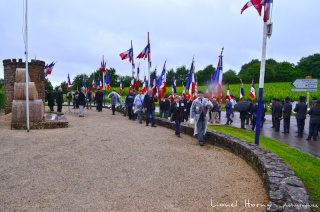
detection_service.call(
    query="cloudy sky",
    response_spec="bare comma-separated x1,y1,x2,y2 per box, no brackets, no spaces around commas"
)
1,0,319,86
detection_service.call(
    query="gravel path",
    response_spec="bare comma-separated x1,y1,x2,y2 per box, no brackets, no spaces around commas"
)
0,107,268,211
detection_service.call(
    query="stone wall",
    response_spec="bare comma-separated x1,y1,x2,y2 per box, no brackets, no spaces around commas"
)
150,116,311,212
3,59,45,114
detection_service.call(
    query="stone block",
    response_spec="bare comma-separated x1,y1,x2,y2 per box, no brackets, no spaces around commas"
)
15,68,31,83
11,100,44,123
13,82,38,100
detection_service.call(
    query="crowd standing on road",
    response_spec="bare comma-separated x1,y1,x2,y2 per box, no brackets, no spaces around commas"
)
50,86,320,144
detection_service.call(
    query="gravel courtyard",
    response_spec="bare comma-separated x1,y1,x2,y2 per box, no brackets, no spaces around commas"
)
0,107,268,211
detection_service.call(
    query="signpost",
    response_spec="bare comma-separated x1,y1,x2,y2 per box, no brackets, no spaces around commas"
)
291,79,318,107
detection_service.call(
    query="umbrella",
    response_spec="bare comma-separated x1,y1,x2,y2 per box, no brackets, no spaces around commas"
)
234,101,250,112
108,91,121,98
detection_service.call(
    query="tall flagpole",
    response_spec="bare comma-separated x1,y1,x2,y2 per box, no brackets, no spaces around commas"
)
255,10,271,145
131,40,135,90
25,0,30,132
147,32,151,89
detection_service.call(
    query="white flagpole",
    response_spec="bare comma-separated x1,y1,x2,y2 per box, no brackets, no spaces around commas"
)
25,0,30,132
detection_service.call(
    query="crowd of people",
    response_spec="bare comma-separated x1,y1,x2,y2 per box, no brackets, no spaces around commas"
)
45,87,320,143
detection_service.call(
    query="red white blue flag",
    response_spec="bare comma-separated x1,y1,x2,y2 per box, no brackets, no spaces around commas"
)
186,58,195,101
99,57,106,72
240,79,245,100
119,48,133,62
98,76,102,91
172,76,176,96
92,78,95,92
105,71,110,91
226,86,231,101
136,43,150,60
213,50,224,102
158,61,167,100
66,73,72,89
44,61,56,77
241,0,262,15
250,79,256,99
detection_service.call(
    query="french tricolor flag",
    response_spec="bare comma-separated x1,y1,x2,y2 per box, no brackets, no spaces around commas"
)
186,58,195,101
119,48,133,62
240,0,262,15
136,44,150,59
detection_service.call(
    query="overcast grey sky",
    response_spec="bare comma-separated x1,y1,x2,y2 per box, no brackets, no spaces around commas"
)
1,0,319,86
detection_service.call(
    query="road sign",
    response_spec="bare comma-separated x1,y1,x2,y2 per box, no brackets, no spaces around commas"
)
292,79,318,89
291,88,318,92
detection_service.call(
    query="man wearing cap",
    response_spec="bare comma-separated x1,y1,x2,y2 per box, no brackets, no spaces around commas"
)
282,97,292,134
168,95,184,137
294,96,307,138
134,90,145,124
190,91,213,146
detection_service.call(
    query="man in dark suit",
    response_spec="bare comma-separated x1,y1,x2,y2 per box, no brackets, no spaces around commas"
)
272,99,283,132
282,97,292,134
95,90,103,112
294,96,307,138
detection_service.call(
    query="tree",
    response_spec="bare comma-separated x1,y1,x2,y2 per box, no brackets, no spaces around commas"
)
196,64,215,86
223,69,238,84
166,68,175,87
275,62,298,82
45,78,53,91
296,53,320,78
0,78,4,89
175,65,189,86
70,74,89,91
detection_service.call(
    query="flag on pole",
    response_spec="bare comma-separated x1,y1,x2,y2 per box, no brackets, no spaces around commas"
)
150,67,157,96
44,61,56,77
105,71,111,91
66,73,72,89
99,57,106,72
142,74,147,94
119,48,133,62
130,77,135,90
171,76,176,96
226,86,231,101
250,79,256,99
119,78,124,95
261,0,273,22
98,75,102,91
92,78,95,92
240,79,245,100
136,44,150,60
83,77,87,94
240,0,262,15
212,49,224,102
158,61,167,100
182,83,185,96
135,64,141,91
186,57,195,101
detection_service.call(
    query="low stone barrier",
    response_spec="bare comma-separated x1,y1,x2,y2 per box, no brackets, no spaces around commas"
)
152,115,311,211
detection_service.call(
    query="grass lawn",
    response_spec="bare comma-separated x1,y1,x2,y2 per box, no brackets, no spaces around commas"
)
207,125,320,209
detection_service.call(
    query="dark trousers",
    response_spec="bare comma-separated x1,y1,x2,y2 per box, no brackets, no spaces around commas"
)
57,103,62,112
197,121,205,145
183,110,188,122
283,118,290,133
112,105,116,114
87,100,92,109
275,118,281,131
97,101,102,112
241,118,246,129
271,115,275,127
246,113,252,125
226,113,233,124
146,110,155,126
175,119,181,135
297,119,305,137
308,123,320,139
128,106,133,119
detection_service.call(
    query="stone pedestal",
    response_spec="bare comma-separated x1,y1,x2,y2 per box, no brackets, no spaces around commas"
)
11,100,44,123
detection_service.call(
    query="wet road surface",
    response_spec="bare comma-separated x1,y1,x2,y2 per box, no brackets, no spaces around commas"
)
215,112,320,159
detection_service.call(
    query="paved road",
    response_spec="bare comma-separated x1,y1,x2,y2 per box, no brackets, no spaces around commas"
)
216,112,320,159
